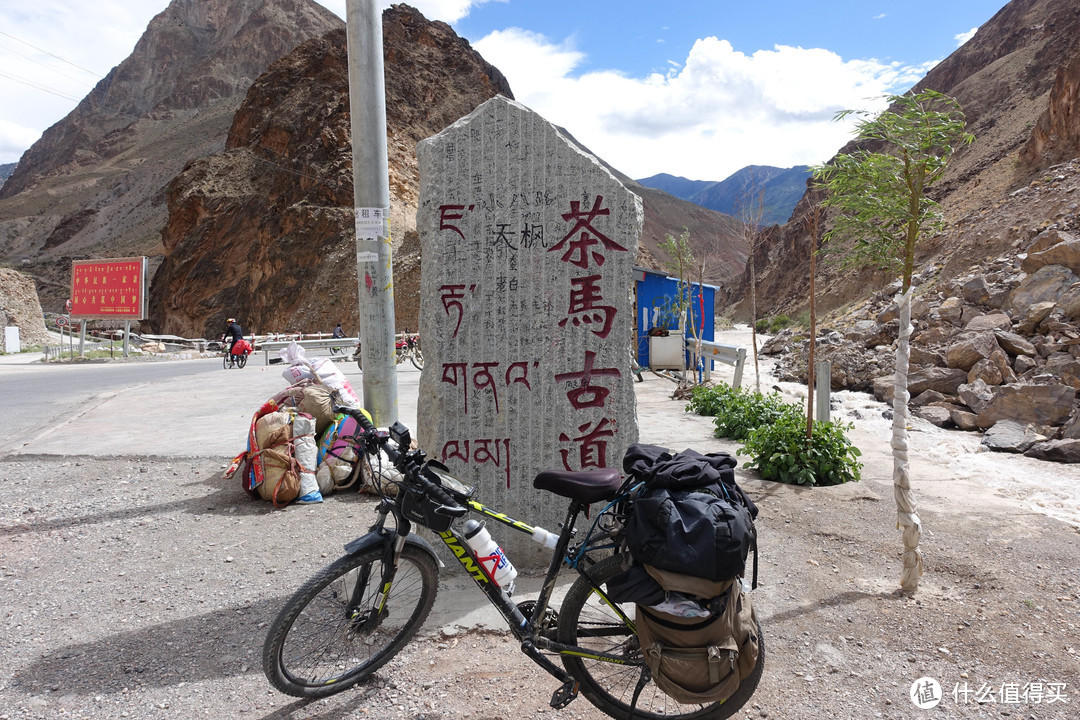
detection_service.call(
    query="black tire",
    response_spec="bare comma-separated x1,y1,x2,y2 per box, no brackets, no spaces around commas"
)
356,354,363,371
237,353,248,369
222,353,231,370
557,554,764,720
263,543,439,698
409,345,423,371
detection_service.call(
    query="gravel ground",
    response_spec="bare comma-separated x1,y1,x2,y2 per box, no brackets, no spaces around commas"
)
2,439,1078,720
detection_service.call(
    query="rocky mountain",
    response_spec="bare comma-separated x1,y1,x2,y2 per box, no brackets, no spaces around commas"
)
148,6,744,340
638,165,813,226
720,0,1080,321
149,6,515,338
0,163,14,190
725,0,1080,461
0,0,341,310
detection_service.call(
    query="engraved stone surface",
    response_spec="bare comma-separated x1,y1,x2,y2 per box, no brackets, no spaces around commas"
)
417,96,642,565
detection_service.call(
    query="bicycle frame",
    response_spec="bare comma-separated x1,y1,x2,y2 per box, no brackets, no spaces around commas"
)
362,478,640,686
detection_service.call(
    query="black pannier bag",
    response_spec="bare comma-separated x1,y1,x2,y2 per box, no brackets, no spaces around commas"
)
622,445,757,582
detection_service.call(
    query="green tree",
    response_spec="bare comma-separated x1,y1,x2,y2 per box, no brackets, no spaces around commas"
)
813,89,974,594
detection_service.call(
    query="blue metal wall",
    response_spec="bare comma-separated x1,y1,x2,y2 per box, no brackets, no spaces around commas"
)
634,270,715,369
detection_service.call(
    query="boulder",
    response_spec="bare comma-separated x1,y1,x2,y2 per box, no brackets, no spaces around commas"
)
1009,265,1078,312
993,329,1037,357
1017,301,1057,334
1056,360,1080,390
964,312,1013,332
962,276,992,305
981,419,1044,453
968,357,1005,386
976,383,1077,429
1026,228,1073,254
1060,284,1080,320
946,332,1002,370
910,346,946,367
950,408,980,430
1062,412,1080,439
1021,235,1080,275
912,325,959,346
907,367,969,396
958,379,995,414
912,389,949,407
1015,355,1039,375
936,296,963,325
1024,439,1080,463
914,405,953,427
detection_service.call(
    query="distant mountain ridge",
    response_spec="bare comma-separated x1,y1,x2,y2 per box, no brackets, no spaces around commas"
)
0,163,14,189
637,164,812,226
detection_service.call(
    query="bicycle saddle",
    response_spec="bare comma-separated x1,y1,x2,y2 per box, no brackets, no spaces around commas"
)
533,468,622,503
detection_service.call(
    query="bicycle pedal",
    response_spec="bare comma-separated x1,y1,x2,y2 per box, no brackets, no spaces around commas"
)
549,679,578,709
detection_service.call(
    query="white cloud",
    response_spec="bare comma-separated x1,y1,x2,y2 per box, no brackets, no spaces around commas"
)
954,27,978,46
874,13,887,20
475,30,929,180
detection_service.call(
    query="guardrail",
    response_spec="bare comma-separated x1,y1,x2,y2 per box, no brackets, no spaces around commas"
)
686,338,747,388
261,337,357,364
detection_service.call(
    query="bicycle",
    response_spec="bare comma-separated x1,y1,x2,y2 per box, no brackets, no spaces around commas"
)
352,332,423,371
262,412,764,719
222,338,251,369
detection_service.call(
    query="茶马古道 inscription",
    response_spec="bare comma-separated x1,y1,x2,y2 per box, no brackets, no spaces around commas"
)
417,96,642,564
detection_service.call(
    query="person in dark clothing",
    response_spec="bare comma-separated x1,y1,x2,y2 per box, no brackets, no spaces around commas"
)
332,323,345,339
222,318,244,353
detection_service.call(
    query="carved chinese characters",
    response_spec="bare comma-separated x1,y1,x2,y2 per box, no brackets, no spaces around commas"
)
417,97,642,563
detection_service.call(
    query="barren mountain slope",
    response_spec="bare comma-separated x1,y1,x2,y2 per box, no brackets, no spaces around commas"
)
0,0,342,311
719,0,1080,321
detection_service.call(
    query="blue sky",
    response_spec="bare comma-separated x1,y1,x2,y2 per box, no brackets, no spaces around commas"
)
0,0,1007,180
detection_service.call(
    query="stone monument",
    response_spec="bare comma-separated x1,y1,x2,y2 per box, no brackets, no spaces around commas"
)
417,96,642,566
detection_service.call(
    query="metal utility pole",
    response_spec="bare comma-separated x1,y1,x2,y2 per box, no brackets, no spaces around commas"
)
346,0,398,426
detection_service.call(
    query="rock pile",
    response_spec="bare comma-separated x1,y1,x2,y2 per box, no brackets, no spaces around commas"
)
764,218,1080,463
0,268,49,347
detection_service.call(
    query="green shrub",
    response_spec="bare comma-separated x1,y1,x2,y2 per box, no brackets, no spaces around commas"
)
738,415,862,486
685,384,735,417
754,315,795,333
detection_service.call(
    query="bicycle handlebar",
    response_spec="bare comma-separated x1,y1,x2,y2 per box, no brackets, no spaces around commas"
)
334,405,466,519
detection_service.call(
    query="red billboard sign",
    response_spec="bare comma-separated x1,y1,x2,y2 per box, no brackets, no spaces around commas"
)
70,257,148,320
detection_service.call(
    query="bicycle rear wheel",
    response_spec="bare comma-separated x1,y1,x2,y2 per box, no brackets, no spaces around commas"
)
237,353,248,369
557,553,763,720
263,543,439,698
409,345,423,370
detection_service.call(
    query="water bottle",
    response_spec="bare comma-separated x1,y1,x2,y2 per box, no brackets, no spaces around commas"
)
463,519,518,592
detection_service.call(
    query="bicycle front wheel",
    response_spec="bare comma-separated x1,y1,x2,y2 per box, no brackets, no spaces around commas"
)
557,553,763,720
410,345,423,370
263,543,439,698
222,354,230,370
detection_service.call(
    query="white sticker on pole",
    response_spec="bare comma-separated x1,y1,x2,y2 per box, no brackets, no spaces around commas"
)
355,206,387,239
356,251,378,262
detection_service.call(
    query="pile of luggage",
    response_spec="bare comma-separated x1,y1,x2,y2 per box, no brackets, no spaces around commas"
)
612,444,761,705
224,342,382,507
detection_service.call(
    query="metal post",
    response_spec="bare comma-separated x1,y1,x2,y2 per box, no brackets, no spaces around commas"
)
123,320,130,357
78,321,85,358
815,360,831,423
732,347,746,389
346,0,397,426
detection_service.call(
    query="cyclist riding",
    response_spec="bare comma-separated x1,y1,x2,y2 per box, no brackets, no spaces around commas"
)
222,317,244,354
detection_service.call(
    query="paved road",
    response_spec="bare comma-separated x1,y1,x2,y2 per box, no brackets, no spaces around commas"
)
0,354,422,457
